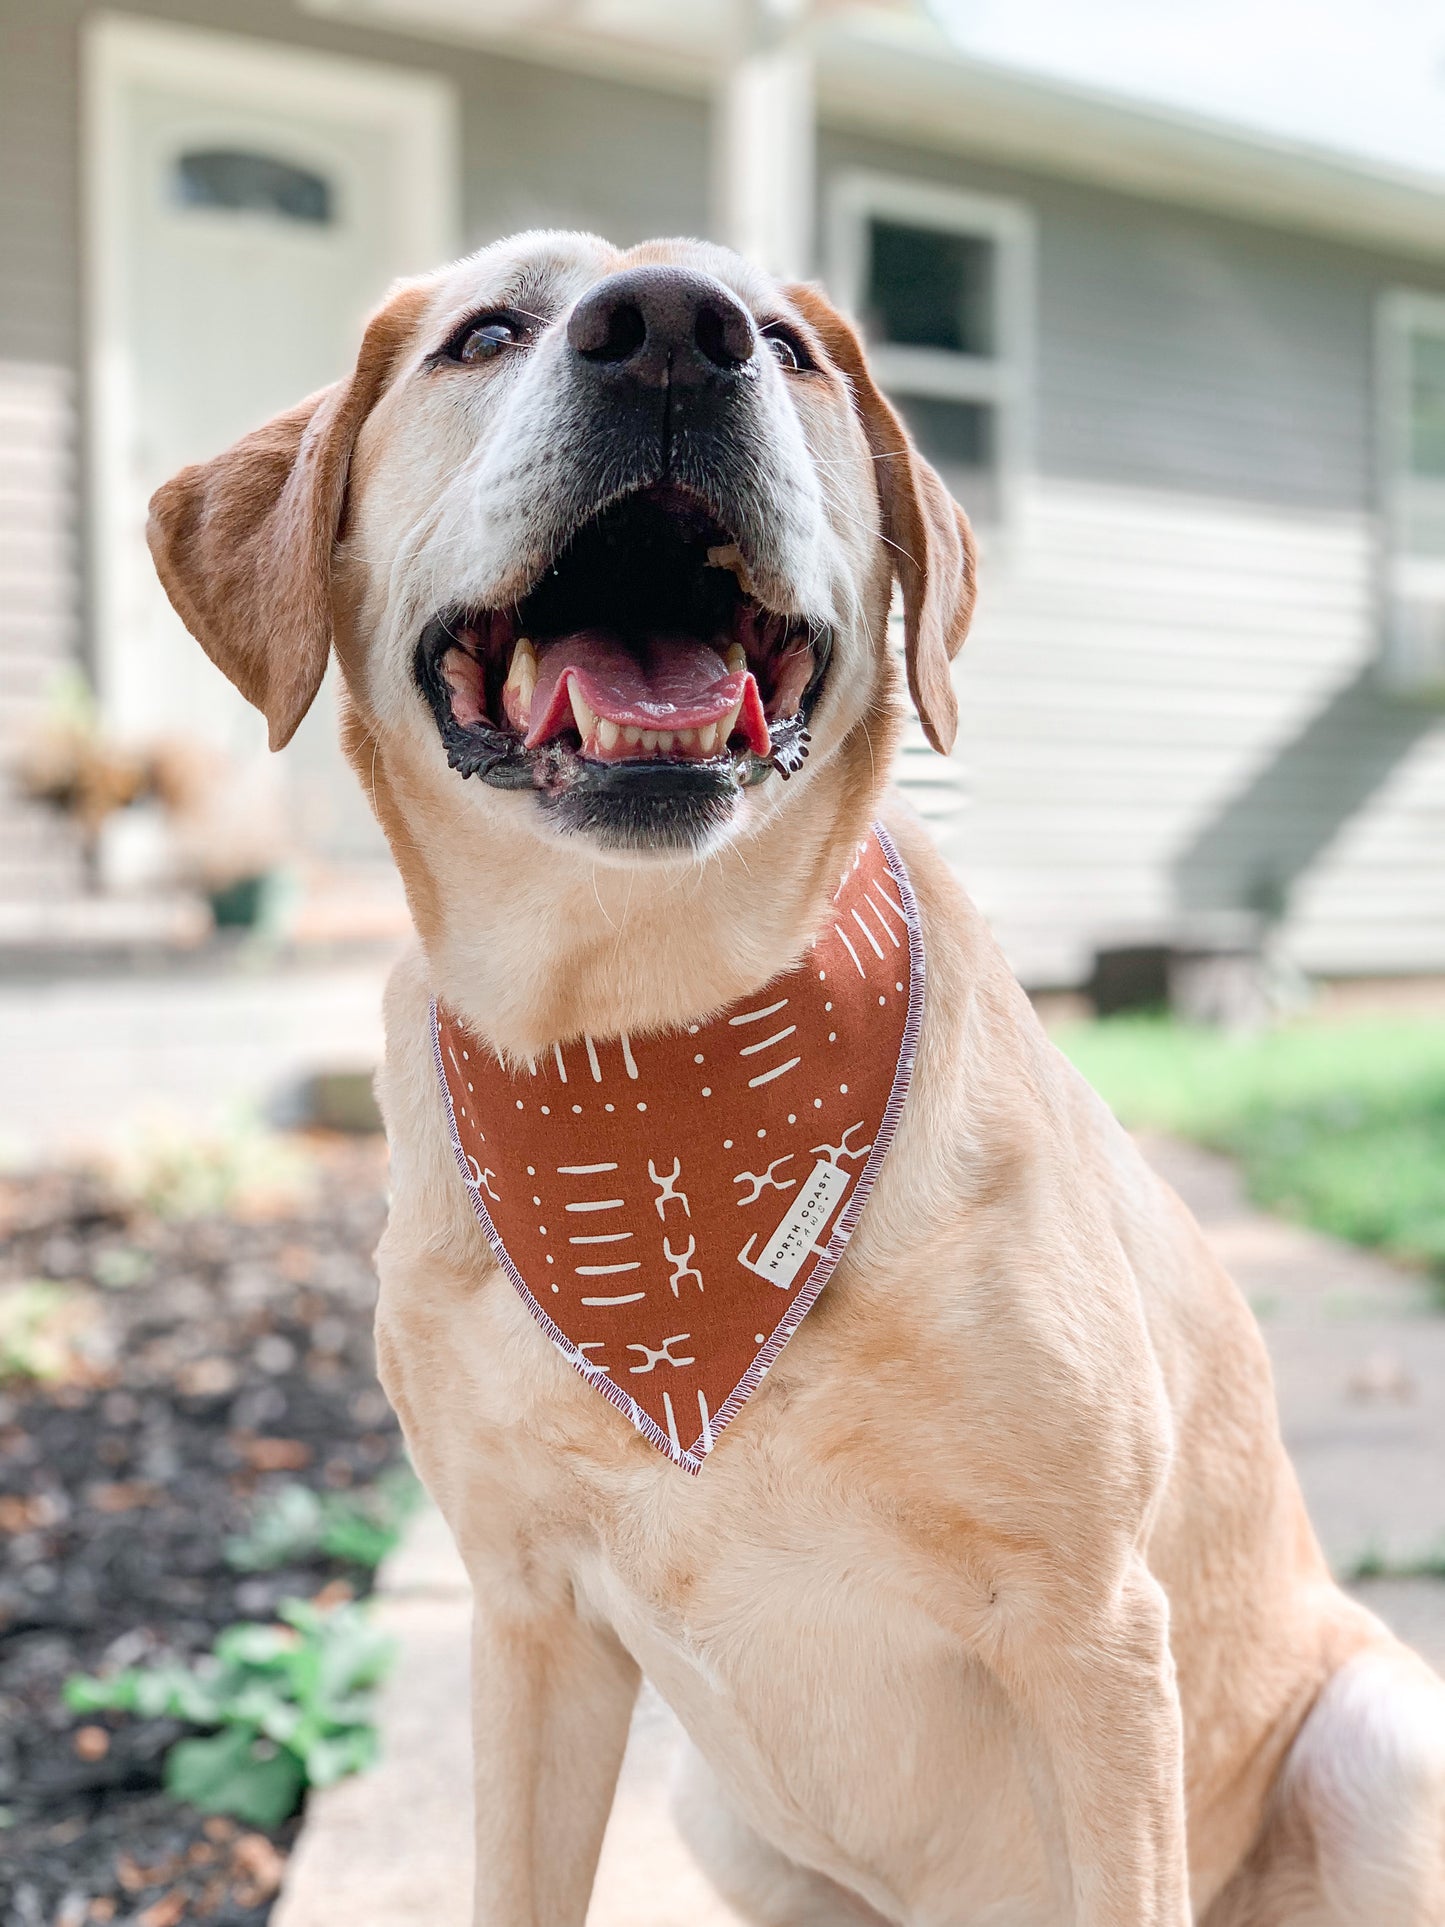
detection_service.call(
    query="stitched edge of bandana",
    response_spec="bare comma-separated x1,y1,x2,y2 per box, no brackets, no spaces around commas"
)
693,818,924,1461
430,817,925,1476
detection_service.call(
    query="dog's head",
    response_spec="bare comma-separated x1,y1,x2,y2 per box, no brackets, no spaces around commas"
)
148,232,974,877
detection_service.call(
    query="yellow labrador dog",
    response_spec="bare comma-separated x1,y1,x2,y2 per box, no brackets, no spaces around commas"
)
149,233,1445,1926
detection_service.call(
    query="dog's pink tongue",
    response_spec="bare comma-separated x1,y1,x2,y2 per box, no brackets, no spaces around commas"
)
525,633,768,754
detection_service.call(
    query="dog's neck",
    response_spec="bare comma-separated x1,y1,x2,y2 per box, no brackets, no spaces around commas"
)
379,725,886,1059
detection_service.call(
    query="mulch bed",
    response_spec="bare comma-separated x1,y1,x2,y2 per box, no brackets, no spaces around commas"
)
0,1140,403,1927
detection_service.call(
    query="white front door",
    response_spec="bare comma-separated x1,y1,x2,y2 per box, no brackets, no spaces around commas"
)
87,19,457,864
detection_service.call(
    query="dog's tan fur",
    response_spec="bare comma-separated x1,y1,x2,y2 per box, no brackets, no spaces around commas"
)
149,233,1445,1926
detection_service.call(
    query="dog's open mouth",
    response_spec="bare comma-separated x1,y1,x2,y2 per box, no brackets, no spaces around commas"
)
415,489,829,830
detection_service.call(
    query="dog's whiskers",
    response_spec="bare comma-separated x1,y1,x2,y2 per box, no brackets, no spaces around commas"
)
604,865,638,971
817,476,920,570
589,862,617,934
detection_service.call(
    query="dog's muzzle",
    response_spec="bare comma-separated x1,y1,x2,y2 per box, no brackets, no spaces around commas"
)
414,269,831,851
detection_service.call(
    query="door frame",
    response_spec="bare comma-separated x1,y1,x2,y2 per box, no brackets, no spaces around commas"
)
82,12,460,726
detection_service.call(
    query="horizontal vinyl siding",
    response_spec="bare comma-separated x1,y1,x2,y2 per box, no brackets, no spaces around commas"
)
1282,741,1445,974
0,14,80,366
1035,207,1374,508
928,477,1445,984
0,361,86,903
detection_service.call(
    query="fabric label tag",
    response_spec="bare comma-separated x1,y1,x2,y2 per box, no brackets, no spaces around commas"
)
739,1159,851,1288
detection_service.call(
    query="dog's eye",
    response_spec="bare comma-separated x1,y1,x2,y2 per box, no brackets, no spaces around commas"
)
446,312,532,365
761,323,812,373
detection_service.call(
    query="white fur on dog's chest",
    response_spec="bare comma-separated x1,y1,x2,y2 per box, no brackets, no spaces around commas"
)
567,1477,1055,1924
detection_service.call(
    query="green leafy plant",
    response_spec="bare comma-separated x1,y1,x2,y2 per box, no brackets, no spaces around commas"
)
0,1281,99,1383
224,1466,421,1573
64,1599,395,1828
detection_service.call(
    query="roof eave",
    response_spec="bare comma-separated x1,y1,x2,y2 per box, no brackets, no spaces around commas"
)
822,15,1445,262
302,0,1445,260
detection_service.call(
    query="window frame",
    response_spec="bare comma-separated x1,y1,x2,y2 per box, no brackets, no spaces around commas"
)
825,170,1036,530
1376,288,1445,695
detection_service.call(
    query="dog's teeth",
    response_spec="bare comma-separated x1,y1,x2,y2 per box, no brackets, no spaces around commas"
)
443,648,487,728
623,727,642,746
675,729,695,750
656,731,674,754
502,635,537,714
696,724,717,756
568,681,596,742
708,544,756,595
721,699,742,743
726,642,747,676
598,718,620,751
641,730,658,751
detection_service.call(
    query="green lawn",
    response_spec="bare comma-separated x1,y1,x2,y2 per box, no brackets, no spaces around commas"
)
1054,1015,1445,1281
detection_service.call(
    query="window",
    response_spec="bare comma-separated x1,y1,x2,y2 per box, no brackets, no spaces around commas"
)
172,147,335,224
1378,293,1445,697
828,175,1033,528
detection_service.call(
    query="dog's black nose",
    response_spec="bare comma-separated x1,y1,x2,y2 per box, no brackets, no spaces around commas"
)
567,267,756,388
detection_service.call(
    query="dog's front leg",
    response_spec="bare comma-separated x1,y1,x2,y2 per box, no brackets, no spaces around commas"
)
467,1582,640,1927
988,1558,1190,1927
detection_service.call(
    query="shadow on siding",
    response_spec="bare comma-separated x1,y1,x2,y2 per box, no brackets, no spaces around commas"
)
1172,663,1437,919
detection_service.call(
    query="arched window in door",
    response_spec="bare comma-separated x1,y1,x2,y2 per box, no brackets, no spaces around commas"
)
171,148,334,224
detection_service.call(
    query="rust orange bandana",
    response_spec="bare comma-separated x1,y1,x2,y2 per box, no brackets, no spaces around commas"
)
432,823,922,1473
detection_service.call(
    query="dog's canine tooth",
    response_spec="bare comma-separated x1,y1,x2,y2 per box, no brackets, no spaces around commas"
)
598,718,620,751
726,642,747,677
502,635,537,712
721,699,742,743
568,681,596,742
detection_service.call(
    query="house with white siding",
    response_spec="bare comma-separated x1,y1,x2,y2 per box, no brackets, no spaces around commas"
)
4,0,1445,986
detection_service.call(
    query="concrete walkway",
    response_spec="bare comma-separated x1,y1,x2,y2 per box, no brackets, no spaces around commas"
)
0,959,393,1162
1141,1134,1445,1613
274,1133,1445,1927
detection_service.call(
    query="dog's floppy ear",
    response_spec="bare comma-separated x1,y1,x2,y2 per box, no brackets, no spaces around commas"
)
146,284,429,751
784,283,977,755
